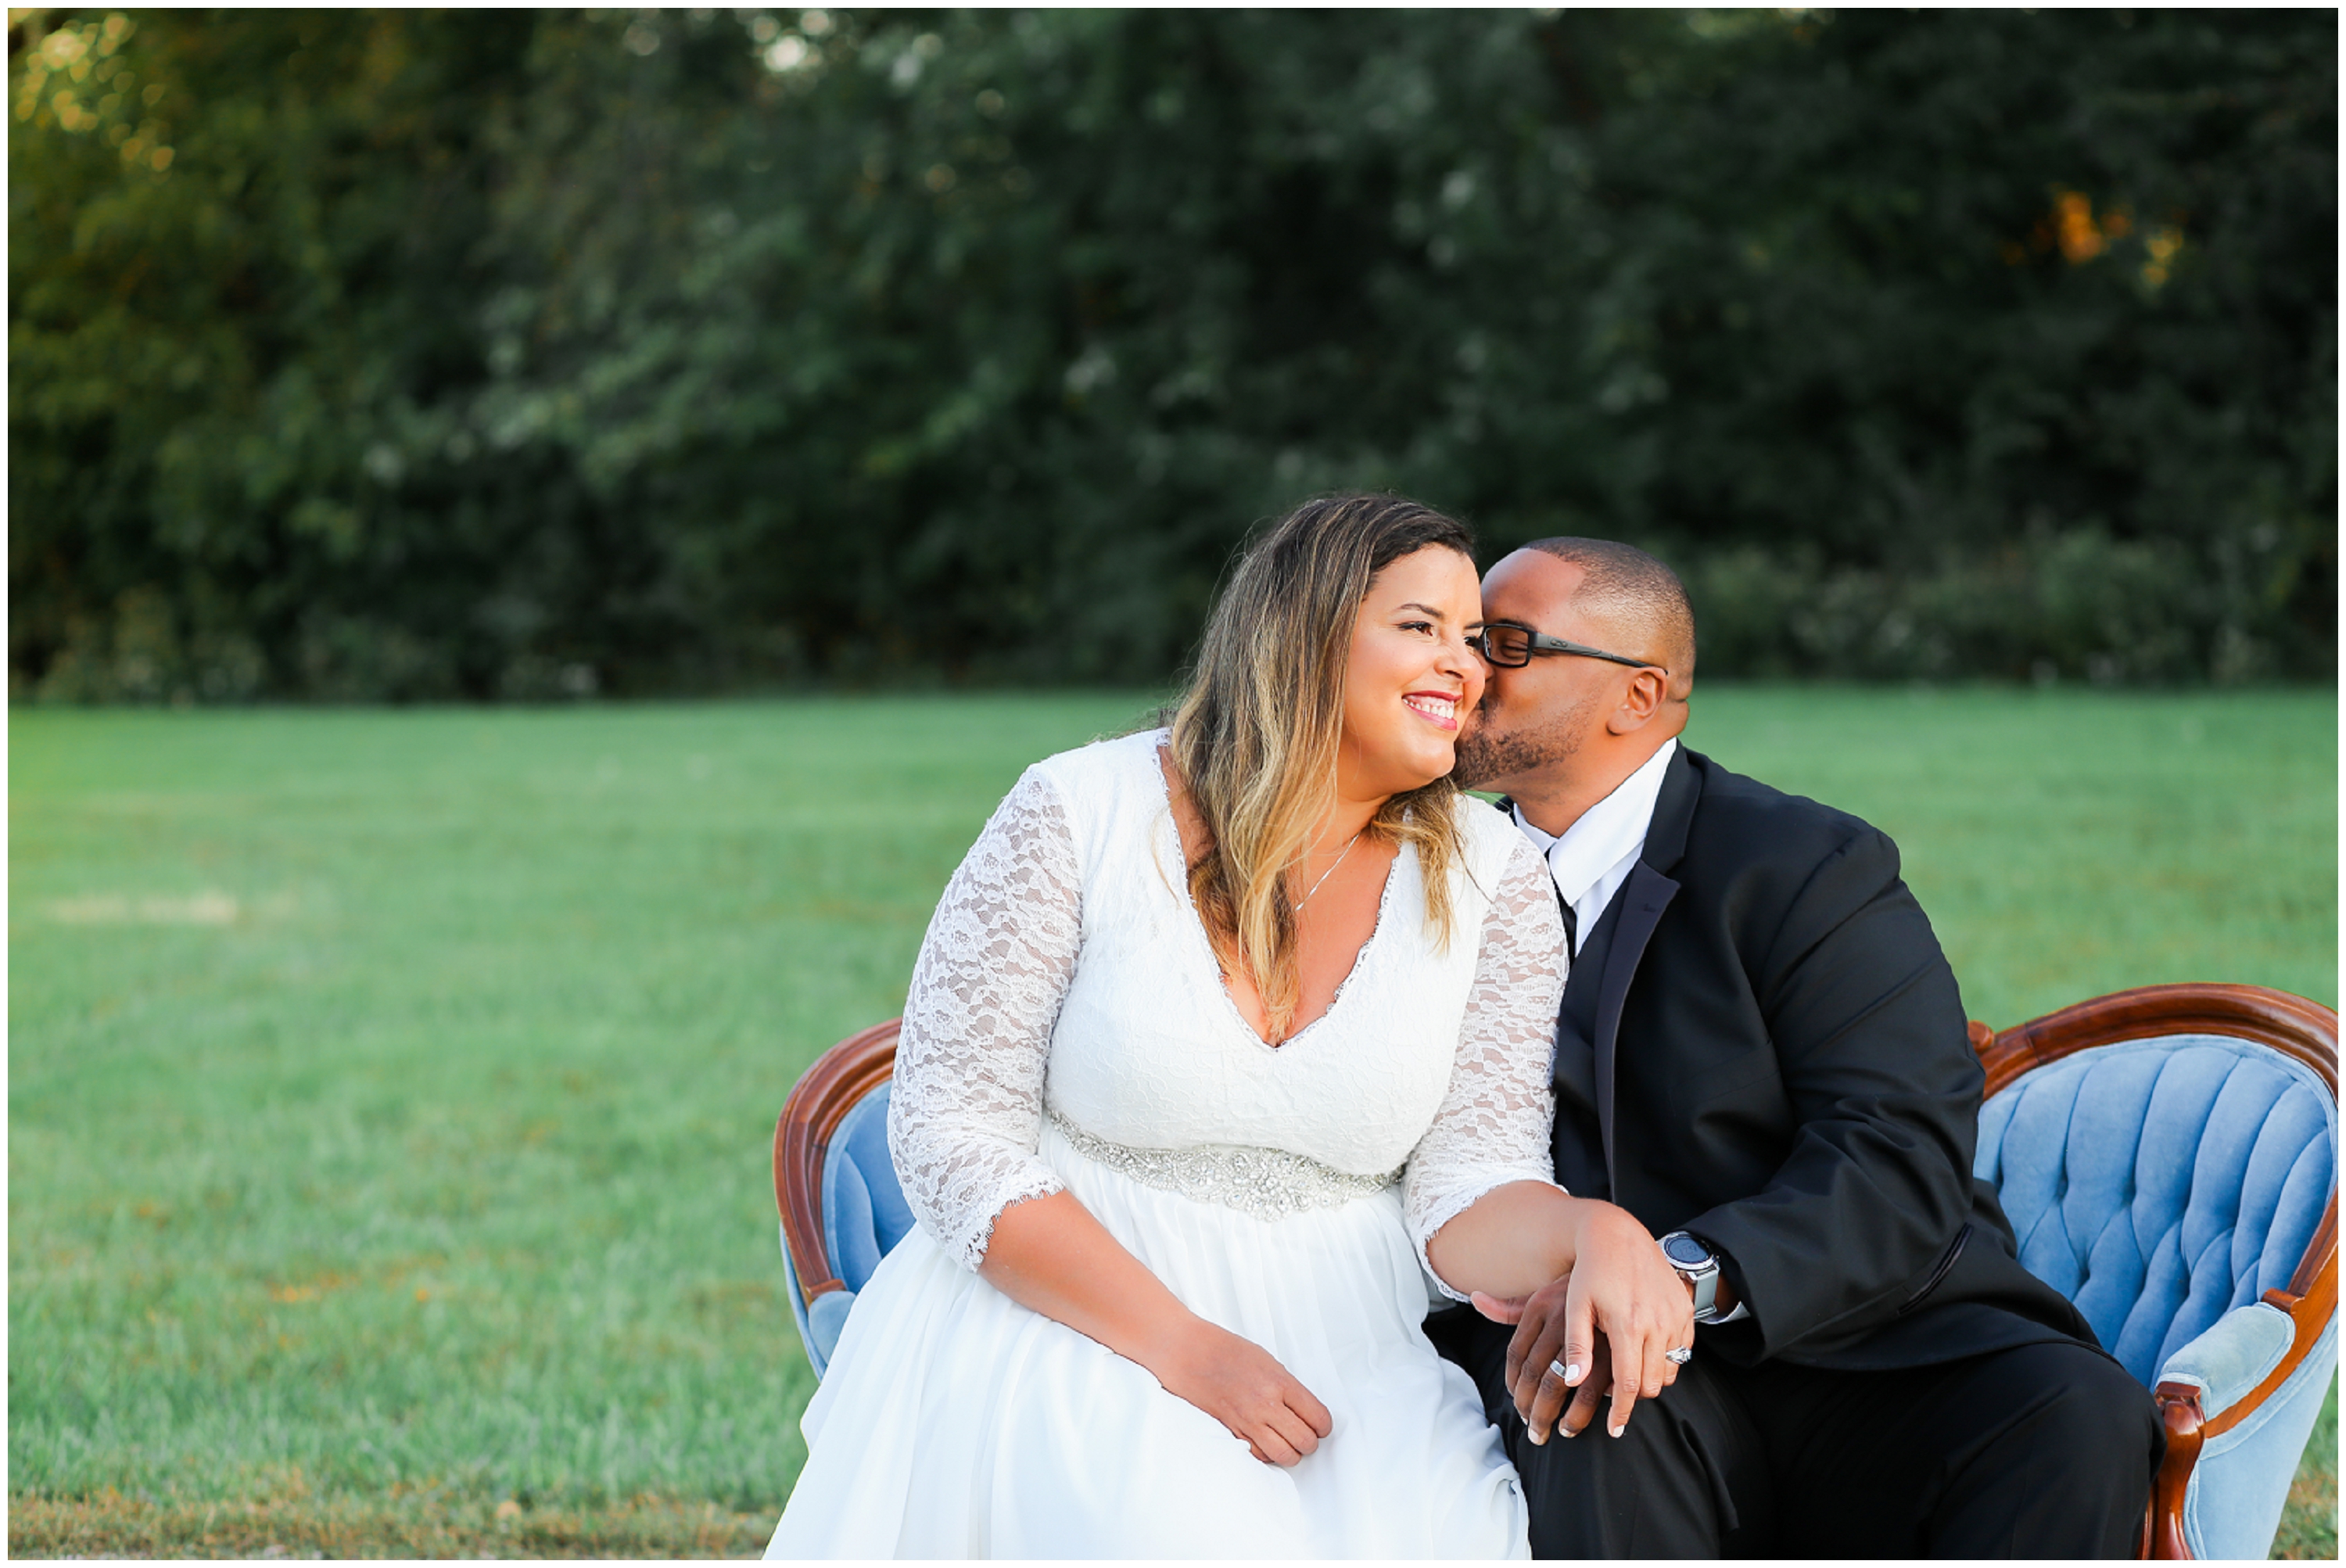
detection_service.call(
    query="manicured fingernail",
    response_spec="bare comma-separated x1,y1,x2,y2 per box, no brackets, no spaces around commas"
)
1528,1425,1546,1446
1559,1423,1577,1438
1609,1422,1625,1438
1564,1362,1584,1384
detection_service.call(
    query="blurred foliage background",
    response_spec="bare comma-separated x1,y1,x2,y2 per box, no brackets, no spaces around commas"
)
9,7,2337,702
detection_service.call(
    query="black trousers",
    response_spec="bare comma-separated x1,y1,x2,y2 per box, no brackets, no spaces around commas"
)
1427,1310,2164,1559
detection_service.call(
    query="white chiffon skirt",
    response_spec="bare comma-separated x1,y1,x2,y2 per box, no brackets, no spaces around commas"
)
766,1120,1529,1559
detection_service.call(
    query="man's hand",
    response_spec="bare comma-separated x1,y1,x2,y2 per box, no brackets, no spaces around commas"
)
1552,1333,1619,1443
1469,1203,1694,1443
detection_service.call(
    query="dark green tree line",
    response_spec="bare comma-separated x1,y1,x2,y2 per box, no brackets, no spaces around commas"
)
10,8,2334,700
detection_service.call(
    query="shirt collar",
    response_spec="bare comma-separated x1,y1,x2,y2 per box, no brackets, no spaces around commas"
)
1512,738,1678,905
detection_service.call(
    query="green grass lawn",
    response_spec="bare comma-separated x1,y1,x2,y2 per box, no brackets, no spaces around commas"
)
10,687,2337,1556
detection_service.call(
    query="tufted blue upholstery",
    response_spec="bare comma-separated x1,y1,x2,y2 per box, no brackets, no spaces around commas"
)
1977,1032,2334,1387
781,1081,915,1378
820,1083,916,1294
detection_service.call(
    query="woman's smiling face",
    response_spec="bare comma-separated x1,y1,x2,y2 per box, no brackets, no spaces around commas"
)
1338,545,1487,802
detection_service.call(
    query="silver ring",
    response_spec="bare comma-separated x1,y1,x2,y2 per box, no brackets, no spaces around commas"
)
1665,1345,1693,1365
1548,1358,1572,1381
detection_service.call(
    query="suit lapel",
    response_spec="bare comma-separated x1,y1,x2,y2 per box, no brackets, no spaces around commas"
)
1592,865,1676,1185
1589,748,1702,1186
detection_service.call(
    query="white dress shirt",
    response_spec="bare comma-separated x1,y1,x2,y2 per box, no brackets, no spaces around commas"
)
1510,738,1677,986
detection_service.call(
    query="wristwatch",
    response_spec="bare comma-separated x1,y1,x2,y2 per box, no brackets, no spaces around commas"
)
1659,1231,1725,1323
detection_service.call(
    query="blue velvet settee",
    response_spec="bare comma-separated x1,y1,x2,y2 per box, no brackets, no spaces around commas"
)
776,985,2338,1559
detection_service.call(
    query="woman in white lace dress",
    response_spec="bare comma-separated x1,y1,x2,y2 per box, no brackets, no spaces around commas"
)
767,495,1685,1558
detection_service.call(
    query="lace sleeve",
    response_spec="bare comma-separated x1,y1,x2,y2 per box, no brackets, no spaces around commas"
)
886,767,1081,1270
1404,832,1567,1301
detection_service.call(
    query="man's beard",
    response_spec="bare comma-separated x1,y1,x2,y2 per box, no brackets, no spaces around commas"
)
1454,692,1594,791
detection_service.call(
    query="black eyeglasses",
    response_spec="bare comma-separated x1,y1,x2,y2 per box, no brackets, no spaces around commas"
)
1470,623,1664,673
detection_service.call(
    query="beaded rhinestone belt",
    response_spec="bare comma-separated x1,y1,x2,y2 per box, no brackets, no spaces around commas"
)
1045,1107,1401,1222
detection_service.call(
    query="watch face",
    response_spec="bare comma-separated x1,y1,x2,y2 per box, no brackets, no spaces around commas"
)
1662,1233,1712,1269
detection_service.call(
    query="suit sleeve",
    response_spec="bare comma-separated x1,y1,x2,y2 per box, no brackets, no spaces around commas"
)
1680,826,1982,1359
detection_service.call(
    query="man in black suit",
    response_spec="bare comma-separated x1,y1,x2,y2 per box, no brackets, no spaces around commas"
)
1430,538,2163,1557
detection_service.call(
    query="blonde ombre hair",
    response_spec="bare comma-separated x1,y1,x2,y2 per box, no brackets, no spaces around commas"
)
1168,493,1476,1041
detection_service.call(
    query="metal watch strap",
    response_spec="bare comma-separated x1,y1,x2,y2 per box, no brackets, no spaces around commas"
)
1659,1231,1723,1323
1685,1259,1719,1322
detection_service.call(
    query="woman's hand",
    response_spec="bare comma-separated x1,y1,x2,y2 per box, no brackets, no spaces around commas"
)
979,1191,1331,1466
1470,1200,1694,1443
979,1189,1329,1464
1150,1318,1334,1466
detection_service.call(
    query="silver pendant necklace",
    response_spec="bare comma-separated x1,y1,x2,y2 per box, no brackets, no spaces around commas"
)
1291,830,1365,913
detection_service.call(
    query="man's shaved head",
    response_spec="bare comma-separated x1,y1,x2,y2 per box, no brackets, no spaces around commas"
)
1455,536,1692,820
1523,536,1696,700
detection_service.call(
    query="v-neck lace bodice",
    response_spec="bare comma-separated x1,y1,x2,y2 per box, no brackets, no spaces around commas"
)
886,729,1566,1297
1149,748,1402,1053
